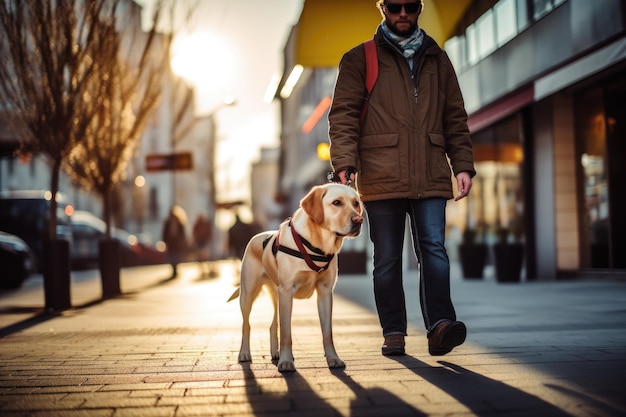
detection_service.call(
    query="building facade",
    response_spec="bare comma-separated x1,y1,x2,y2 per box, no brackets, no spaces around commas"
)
445,0,625,278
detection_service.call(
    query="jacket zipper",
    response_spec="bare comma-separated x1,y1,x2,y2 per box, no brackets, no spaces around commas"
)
380,31,436,106
382,37,419,104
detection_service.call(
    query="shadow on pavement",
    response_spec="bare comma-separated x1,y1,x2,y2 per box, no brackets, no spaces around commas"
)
239,362,426,416
239,363,336,415
544,383,623,416
0,271,181,337
0,308,59,337
388,355,575,417
330,368,427,416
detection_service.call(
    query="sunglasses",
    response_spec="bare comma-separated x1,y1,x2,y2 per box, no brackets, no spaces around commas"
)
384,2,421,14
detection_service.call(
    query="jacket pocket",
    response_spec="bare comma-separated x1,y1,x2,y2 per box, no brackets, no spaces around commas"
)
428,133,452,182
358,133,401,184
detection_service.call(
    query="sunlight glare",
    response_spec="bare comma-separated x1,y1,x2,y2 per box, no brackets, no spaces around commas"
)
171,31,233,91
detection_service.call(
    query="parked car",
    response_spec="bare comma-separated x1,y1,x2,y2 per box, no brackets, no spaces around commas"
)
70,210,165,269
0,190,73,271
125,231,167,266
0,231,36,289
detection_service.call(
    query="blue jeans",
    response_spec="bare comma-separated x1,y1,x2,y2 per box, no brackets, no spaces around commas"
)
364,198,456,336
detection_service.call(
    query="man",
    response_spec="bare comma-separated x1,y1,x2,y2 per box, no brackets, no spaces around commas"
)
192,214,213,276
328,0,476,356
228,213,261,260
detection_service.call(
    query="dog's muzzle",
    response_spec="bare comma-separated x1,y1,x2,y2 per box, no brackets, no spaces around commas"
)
338,215,363,237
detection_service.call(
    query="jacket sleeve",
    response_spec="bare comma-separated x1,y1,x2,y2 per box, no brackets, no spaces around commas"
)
440,51,476,178
328,46,367,173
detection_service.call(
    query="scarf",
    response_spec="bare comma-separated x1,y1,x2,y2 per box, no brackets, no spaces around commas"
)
381,23,424,69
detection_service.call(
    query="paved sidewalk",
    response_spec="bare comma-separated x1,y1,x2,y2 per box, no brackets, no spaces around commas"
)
0,261,625,416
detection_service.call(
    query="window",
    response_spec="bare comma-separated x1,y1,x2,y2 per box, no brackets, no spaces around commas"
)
533,0,566,20
471,114,525,245
476,10,496,59
495,0,518,46
516,0,530,31
461,0,520,68
533,0,552,19
465,24,479,65
443,35,466,72
450,0,568,71
575,77,626,269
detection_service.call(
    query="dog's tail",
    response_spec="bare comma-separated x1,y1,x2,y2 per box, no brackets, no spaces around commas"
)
227,287,240,302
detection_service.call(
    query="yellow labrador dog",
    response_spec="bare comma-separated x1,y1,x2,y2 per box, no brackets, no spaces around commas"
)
229,183,363,372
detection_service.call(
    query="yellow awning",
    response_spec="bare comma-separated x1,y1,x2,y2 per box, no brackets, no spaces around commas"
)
294,0,472,68
294,0,381,68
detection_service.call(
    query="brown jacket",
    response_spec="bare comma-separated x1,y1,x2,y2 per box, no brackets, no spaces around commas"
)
329,28,475,202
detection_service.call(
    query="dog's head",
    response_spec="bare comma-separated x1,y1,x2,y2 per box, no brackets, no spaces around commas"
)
300,184,363,238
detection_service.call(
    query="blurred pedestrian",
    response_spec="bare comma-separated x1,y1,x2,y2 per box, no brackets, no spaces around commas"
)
328,0,475,356
161,205,188,278
192,213,213,277
228,213,260,261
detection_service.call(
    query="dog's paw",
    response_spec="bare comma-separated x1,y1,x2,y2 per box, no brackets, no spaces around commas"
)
238,351,252,363
326,357,346,369
277,360,296,373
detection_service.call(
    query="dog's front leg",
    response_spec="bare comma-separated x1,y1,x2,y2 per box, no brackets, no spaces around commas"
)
317,284,345,369
266,284,279,361
277,285,296,372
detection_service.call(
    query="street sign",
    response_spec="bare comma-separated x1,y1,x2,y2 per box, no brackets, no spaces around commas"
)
145,152,193,172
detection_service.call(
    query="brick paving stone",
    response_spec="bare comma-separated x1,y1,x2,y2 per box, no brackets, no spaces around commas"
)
113,407,176,417
0,261,625,416
80,397,158,408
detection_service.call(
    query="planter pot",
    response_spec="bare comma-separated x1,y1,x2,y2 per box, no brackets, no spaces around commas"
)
43,239,71,311
99,239,121,298
458,243,488,279
493,243,524,282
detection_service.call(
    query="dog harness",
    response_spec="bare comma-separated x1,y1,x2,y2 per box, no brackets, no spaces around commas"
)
263,220,334,274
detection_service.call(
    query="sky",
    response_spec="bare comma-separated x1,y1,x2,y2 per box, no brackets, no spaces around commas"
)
140,0,305,203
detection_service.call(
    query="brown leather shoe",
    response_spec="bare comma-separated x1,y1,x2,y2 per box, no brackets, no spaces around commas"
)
428,320,466,356
382,334,405,356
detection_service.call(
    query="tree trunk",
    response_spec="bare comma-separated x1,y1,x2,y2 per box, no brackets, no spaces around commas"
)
99,187,121,298
43,239,71,311
48,161,61,241
103,186,112,240
43,161,72,311
99,239,121,298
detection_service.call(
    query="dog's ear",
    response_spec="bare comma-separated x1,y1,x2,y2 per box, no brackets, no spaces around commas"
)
300,186,325,224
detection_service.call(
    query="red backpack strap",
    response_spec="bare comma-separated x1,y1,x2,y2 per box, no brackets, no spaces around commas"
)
361,39,378,124
364,39,378,94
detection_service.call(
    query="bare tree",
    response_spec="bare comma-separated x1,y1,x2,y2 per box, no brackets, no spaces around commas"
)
63,6,173,240
0,0,110,240
0,0,187,302
0,0,176,232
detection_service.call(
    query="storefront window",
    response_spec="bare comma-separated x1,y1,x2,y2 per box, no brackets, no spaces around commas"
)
467,114,525,245
576,77,626,270
575,88,608,267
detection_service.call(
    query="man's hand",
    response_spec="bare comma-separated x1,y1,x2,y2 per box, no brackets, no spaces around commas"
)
454,171,472,201
337,168,356,185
